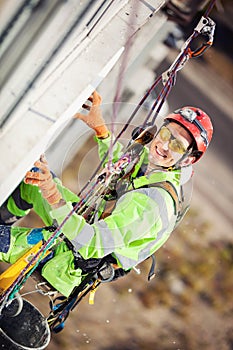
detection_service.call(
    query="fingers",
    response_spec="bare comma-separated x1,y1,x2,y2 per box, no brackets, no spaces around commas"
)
24,155,52,184
73,102,92,120
25,170,52,182
73,91,102,121
24,172,52,187
73,112,85,121
87,95,93,103
39,154,48,165
92,90,102,106
24,177,41,186
82,91,101,109
46,190,62,205
39,180,57,195
34,160,50,174
82,103,91,111
23,155,62,205
86,91,101,105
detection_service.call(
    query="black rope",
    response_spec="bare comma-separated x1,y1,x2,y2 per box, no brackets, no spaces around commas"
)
204,0,217,17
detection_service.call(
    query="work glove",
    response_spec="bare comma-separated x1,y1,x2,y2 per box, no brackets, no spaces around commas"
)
73,90,109,138
24,154,62,205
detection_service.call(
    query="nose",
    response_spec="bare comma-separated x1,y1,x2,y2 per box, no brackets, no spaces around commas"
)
162,140,169,151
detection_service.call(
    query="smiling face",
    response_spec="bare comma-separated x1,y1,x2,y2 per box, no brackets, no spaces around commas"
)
148,122,194,168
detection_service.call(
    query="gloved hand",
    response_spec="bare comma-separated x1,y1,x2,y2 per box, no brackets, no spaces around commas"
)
73,90,109,138
24,154,62,205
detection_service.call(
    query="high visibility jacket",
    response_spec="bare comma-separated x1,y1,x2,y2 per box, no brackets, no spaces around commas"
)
0,136,188,296
50,136,181,268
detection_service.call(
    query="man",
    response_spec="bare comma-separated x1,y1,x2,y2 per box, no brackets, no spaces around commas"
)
0,91,213,297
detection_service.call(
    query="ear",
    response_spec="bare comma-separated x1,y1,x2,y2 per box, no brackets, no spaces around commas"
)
180,155,195,167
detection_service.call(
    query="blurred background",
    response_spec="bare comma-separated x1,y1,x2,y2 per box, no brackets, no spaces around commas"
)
0,1,232,349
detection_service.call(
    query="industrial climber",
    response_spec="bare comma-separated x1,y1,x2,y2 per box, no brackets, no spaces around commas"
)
0,91,213,297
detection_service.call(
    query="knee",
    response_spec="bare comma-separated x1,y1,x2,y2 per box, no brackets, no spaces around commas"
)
0,204,19,226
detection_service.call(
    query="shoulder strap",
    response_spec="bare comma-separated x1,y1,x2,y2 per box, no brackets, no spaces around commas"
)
141,181,180,215
141,181,180,282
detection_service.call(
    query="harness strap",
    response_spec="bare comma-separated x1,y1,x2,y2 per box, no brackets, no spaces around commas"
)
149,180,189,227
139,180,180,281
142,181,180,215
131,179,180,281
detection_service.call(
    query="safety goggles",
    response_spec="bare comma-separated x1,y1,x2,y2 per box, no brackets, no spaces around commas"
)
158,126,188,154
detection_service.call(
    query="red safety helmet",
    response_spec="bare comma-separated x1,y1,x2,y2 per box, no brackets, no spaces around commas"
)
165,106,213,162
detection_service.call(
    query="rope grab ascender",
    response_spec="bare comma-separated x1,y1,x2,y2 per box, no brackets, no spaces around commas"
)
0,1,216,332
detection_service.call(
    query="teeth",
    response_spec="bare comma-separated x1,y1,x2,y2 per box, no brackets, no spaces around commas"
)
156,147,165,157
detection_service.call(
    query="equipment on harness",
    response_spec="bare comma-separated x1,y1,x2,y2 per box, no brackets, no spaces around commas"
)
77,142,145,223
131,124,157,145
64,237,124,280
46,253,130,333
